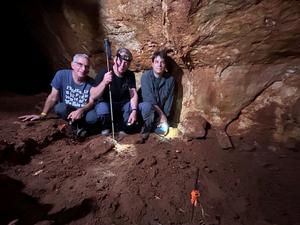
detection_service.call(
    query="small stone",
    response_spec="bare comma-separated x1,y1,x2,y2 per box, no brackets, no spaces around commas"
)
136,158,145,165
204,165,213,173
151,180,159,187
215,129,233,149
240,142,256,152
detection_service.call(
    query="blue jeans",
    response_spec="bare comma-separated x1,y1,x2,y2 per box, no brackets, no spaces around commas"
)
54,102,98,125
138,102,154,133
95,101,153,133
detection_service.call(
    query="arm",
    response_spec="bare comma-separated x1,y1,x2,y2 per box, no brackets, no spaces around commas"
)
156,76,175,123
18,87,59,121
141,71,157,105
90,71,112,101
127,88,138,125
67,96,95,122
41,87,60,115
153,105,167,124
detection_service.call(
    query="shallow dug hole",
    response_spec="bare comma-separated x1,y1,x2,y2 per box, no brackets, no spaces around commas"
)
0,93,300,225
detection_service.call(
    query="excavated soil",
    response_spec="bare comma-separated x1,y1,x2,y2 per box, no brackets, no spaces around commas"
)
0,93,299,225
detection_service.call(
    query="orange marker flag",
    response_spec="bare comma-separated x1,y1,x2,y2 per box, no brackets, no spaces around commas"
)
191,189,200,206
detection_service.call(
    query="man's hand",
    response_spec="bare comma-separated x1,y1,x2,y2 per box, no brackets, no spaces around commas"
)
102,71,113,86
18,114,42,122
153,105,167,125
127,110,137,125
159,114,167,124
67,109,84,122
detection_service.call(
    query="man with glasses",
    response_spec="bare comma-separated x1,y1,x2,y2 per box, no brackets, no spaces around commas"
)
19,53,98,137
91,48,152,138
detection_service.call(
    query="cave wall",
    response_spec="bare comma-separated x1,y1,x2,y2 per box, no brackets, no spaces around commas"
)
18,0,300,143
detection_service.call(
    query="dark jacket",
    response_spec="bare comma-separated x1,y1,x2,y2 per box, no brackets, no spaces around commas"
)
140,69,174,117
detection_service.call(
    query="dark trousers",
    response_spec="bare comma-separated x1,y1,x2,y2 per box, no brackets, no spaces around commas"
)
54,102,98,127
95,101,153,133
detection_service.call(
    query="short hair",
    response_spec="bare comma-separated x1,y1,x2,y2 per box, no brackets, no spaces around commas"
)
72,53,89,63
151,50,167,62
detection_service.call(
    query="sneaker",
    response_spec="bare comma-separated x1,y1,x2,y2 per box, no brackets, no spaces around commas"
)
135,132,150,144
101,129,110,136
154,122,169,136
76,128,87,138
142,132,150,140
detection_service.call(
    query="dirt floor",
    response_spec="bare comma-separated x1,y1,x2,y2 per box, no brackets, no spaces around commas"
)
0,93,299,225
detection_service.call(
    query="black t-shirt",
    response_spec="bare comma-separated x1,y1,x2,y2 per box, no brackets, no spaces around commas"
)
95,69,136,103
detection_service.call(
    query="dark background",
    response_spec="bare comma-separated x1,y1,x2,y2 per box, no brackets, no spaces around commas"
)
2,1,53,94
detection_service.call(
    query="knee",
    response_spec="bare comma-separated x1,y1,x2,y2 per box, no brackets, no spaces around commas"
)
54,103,68,119
85,109,98,125
139,102,153,114
95,102,110,117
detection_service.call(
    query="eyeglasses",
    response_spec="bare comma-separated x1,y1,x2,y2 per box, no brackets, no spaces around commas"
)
74,61,90,68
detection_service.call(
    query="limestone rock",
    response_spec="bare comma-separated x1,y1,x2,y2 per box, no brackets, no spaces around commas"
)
179,112,207,139
215,129,233,150
228,71,300,143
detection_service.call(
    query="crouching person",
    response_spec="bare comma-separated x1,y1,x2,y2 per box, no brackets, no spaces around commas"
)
19,53,98,137
91,48,138,137
91,48,154,140
139,50,175,138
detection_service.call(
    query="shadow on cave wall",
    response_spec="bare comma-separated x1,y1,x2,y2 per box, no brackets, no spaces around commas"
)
3,1,53,95
168,56,184,126
3,0,104,95
3,33,53,95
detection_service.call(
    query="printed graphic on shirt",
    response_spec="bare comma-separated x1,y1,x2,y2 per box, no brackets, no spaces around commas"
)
65,85,89,108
